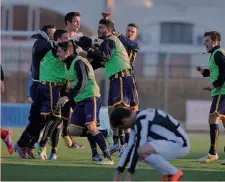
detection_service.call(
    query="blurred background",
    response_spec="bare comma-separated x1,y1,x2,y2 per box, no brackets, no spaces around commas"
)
1,0,225,130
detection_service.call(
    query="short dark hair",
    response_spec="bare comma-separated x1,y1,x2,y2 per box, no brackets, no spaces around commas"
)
204,31,221,43
110,107,132,128
127,23,138,30
65,12,81,25
76,36,93,51
41,25,56,34
99,19,114,31
58,40,75,52
53,29,68,41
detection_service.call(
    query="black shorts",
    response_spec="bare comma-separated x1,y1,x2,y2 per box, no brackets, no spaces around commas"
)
210,95,225,116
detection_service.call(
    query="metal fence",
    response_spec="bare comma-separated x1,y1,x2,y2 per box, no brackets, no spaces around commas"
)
1,33,212,121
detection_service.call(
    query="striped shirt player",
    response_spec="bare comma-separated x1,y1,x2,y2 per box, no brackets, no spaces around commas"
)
110,107,190,181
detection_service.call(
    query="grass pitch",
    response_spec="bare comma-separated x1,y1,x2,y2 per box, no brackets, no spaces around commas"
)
1,129,225,181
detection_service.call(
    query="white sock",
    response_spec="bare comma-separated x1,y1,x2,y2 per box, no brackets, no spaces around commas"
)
144,154,178,175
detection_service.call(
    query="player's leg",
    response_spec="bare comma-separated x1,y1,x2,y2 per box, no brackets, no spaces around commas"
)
0,129,14,154
27,116,47,158
49,121,62,160
198,95,224,163
61,101,73,147
15,86,43,158
220,116,225,165
138,139,190,181
35,85,62,160
85,97,113,165
108,77,122,148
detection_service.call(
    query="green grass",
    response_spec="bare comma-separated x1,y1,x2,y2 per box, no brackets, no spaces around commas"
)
1,129,225,181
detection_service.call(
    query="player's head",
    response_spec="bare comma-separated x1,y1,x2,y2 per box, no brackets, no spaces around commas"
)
57,40,75,61
65,12,81,32
203,31,221,53
110,107,136,129
41,25,56,40
54,29,69,43
98,19,114,39
76,36,93,51
126,23,138,40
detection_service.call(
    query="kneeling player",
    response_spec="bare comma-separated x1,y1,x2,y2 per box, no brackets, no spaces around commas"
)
56,40,113,165
110,107,190,181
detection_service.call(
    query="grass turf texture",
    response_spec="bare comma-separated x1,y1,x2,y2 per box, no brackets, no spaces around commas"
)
1,128,225,181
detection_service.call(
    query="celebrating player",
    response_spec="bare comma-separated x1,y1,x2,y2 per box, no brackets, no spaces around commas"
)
34,29,69,160
79,19,138,154
196,31,225,165
111,107,190,181
56,40,114,165
15,25,57,158
64,12,83,40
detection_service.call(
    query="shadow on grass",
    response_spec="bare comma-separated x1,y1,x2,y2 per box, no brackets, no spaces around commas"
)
1,163,224,181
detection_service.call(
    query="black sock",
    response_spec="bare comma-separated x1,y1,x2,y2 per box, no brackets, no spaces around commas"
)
40,117,61,148
87,135,98,157
125,133,129,143
94,133,112,160
113,135,119,144
51,128,60,154
209,124,219,155
62,119,70,136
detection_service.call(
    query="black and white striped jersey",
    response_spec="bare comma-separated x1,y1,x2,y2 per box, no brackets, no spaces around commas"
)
117,108,188,174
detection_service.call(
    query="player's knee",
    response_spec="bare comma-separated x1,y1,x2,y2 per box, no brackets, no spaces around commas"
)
208,114,220,124
68,124,83,136
87,122,98,135
137,144,155,160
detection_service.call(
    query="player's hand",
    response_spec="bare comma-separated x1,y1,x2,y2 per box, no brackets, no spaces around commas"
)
125,172,132,181
1,81,5,93
79,51,88,58
57,96,69,107
76,46,84,54
102,12,111,20
196,66,204,74
113,171,122,181
203,86,213,91
113,31,120,37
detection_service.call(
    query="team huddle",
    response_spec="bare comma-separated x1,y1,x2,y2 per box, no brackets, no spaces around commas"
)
1,11,225,181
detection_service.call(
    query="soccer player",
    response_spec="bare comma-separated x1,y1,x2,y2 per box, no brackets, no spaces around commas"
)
113,24,140,148
79,19,138,153
110,107,190,181
1,65,14,155
64,12,83,40
34,29,69,160
56,40,114,165
196,31,225,165
62,12,84,148
15,25,57,158
76,35,113,161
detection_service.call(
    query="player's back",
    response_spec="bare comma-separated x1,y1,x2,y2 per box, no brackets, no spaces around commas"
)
136,108,189,147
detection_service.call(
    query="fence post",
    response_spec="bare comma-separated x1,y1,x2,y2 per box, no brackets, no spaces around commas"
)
163,54,170,112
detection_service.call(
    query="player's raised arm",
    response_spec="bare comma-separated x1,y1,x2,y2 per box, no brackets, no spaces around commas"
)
118,34,140,51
